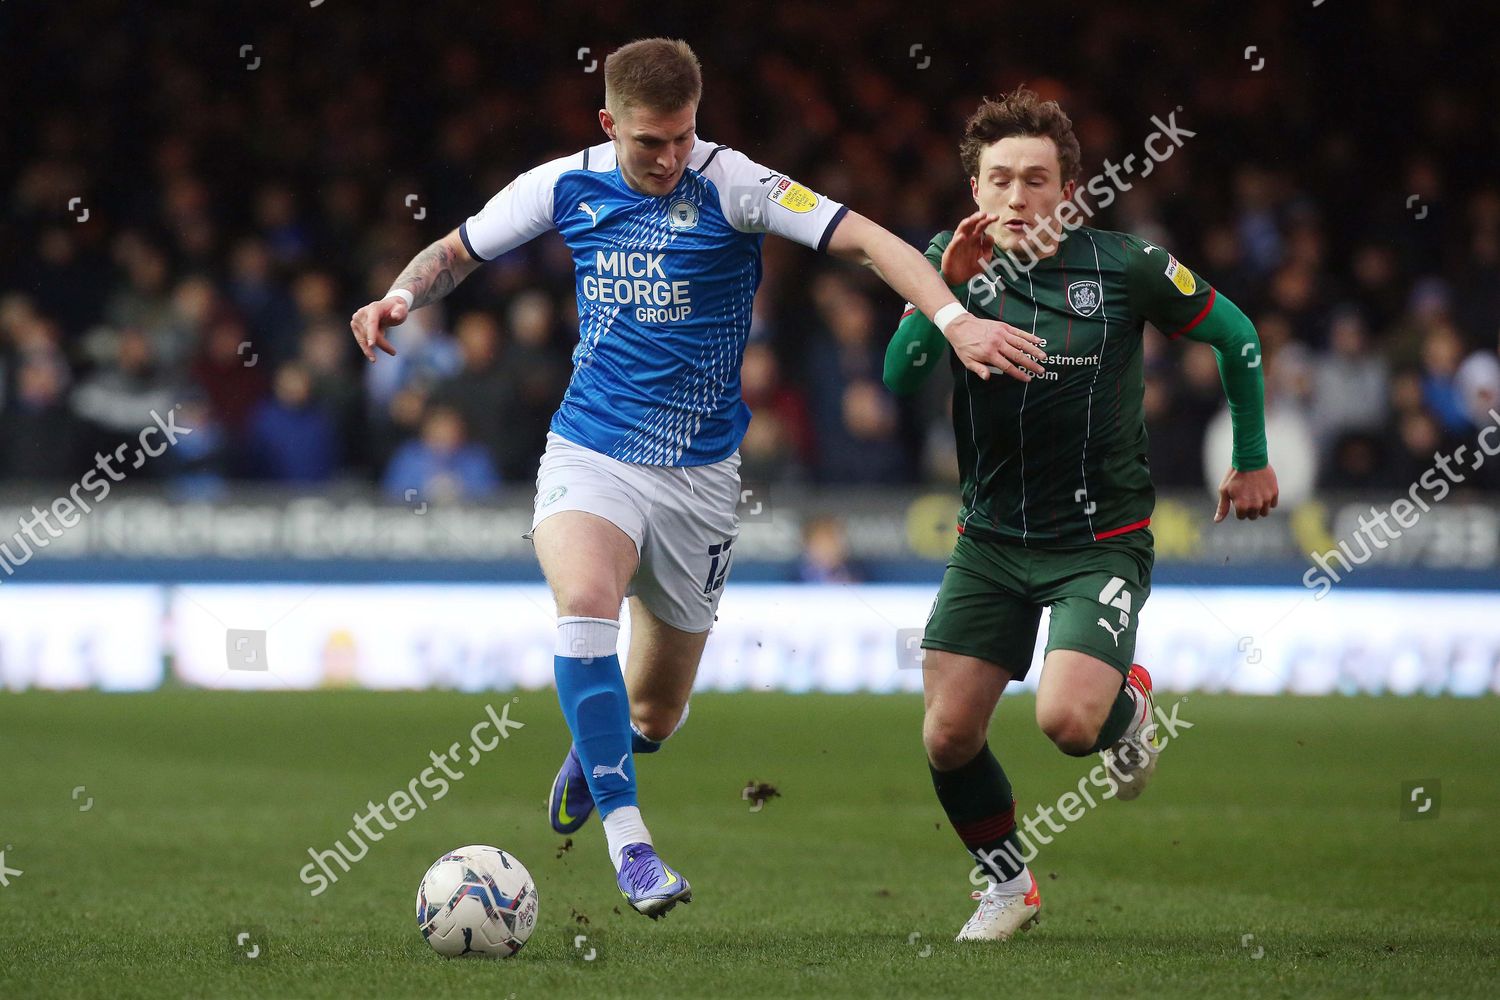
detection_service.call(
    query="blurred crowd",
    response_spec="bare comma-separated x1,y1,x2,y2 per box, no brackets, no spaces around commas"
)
3,0,1496,500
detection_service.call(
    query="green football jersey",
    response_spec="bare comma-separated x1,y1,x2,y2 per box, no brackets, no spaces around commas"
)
924,226,1218,547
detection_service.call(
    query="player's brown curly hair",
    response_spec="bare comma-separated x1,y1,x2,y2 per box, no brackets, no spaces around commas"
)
959,88,1081,183
604,38,702,114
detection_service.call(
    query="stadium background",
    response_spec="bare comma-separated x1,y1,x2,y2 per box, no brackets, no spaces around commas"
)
2,0,1497,694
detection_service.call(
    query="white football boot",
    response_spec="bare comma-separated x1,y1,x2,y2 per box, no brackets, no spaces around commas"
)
955,871,1041,942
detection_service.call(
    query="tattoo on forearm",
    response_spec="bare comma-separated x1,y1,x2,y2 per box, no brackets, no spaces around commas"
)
393,240,460,309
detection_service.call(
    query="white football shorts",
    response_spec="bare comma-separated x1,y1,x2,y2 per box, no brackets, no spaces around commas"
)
530,431,741,633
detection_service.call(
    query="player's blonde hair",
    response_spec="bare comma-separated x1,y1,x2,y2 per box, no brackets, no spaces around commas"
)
960,88,1082,183
604,38,702,115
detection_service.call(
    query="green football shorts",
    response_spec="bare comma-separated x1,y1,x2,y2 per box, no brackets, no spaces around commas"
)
920,528,1155,679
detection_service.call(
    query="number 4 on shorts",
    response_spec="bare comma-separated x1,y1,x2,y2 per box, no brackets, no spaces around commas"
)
1098,576,1132,628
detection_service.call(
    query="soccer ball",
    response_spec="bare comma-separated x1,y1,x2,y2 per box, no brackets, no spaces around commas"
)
416,845,539,958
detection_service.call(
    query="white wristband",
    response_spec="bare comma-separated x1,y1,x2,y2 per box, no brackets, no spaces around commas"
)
933,302,967,333
385,288,415,310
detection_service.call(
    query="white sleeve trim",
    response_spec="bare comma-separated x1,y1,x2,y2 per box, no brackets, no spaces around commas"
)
459,151,578,261
699,145,846,251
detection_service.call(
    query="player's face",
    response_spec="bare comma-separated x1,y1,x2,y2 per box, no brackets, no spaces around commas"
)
601,102,698,197
971,136,1076,256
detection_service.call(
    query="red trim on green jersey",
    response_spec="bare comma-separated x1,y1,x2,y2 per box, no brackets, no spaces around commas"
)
960,516,1150,540
1094,517,1151,540
1167,286,1217,339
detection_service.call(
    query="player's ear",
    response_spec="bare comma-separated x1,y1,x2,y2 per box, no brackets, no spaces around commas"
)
970,175,980,205
1061,179,1078,203
599,108,615,140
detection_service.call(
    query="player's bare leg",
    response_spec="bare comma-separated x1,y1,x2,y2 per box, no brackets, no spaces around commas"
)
1034,649,1124,753
624,596,707,747
921,650,1041,941
536,510,636,834
533,510,638,619
1036,649,1157,799
534,512,692,916
922,649,1007,770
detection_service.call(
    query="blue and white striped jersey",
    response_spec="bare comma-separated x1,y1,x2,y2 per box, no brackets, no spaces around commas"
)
460,138,847,466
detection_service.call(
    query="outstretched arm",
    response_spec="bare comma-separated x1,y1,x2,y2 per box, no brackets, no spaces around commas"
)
824,210,1046,383
390,229,482,311
1125,237,1277,521
350,229,480,362
350,151,564,362
884,306,948,396
882,212,1005,396
1176,293,1279,521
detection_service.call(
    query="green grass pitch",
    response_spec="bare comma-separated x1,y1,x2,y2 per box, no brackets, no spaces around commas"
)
1,690,1496,998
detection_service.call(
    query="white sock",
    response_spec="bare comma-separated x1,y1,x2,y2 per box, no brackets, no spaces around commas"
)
555,616,620,658
1126,682,1151,733
989,865,1031,895
603,805,652,871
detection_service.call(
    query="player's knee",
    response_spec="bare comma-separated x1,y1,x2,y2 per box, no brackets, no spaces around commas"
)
553,582,625,621
1037,705,1098,757
923,715,985,771
631,700,683,743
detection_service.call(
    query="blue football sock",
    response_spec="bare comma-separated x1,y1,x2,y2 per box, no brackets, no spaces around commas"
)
553,616,635,817
631,723,663,755
630,701,689,754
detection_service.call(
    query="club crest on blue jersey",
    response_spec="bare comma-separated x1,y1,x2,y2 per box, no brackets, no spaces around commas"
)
460,137,846,466
668,199,699,229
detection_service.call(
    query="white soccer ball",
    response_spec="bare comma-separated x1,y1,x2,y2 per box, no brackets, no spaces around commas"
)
416,845,539,958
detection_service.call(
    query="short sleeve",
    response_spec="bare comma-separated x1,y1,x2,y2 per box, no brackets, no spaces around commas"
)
704,147,848,252
1121,234,1217,338
923,231,953,270
459,154,571,261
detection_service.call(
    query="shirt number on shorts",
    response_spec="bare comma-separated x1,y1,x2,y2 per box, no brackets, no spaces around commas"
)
703,537,735,595
1098,576,1133,628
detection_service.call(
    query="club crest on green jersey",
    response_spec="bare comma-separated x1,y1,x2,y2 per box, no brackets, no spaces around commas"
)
1068,279,1102,317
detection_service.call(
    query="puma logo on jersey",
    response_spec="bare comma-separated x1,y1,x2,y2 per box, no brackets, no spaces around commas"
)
1142,244,1158,254
591,753,629,782
1097,618,1125,646
579,201,604,226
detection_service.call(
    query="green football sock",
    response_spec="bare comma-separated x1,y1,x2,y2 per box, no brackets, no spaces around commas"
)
1088,682,1139,754
930,743,1028,883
